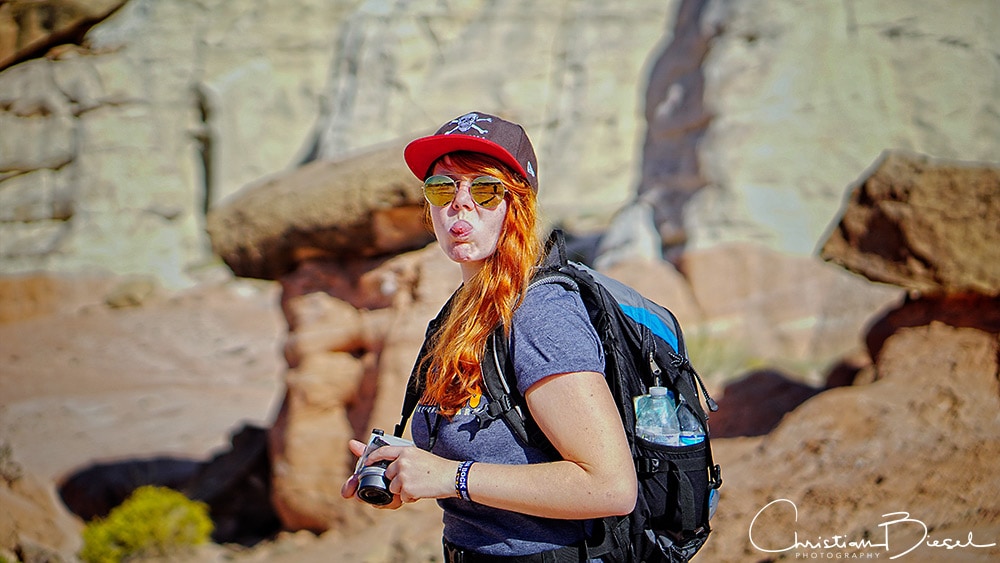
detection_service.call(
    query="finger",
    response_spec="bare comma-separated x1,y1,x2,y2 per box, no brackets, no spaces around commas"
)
340,474,359,499
364,445,401,465
348,439,367,456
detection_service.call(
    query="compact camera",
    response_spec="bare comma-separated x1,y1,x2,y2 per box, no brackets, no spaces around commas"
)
354,429,413,506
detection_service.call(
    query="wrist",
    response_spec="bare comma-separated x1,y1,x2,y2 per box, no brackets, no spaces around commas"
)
455,461,475,501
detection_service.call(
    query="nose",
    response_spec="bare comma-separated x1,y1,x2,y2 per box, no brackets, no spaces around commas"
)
449,180,476,210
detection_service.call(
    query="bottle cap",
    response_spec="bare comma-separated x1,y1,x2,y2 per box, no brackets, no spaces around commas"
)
649,386,668,396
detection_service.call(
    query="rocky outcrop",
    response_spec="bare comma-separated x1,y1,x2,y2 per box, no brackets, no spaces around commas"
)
684,0,999,256
6,0,994,286
702,322,1000,561
698,149,1000,561
0,0,126,71
0,0,357,287
206,142,431,281
268,245,462,531
821,150,1000,297
0,0,673,286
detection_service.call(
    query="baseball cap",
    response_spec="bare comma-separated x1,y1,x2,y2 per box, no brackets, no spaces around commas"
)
404,111,539,192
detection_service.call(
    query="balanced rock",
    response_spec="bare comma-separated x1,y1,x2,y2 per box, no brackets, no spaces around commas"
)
207,142,432,281
821,151,1000,297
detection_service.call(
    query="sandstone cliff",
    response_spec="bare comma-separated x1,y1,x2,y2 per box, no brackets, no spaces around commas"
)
2,1,999,561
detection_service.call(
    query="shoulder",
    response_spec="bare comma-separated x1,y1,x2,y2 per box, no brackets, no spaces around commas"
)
519,278,586,316
512,279,592,336
510,278,603,394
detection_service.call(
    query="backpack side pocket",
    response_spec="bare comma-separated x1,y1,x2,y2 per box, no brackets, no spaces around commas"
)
633,438,711,563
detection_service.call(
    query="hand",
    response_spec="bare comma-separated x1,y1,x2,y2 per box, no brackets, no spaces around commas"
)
340,440,401,509
352,440,457,505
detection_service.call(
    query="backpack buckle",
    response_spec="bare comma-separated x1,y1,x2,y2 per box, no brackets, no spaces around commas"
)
710,463,723,489
637,457,662,475
475,402,500,427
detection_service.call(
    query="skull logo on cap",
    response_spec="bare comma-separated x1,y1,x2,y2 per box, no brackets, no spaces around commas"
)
445,112,492,135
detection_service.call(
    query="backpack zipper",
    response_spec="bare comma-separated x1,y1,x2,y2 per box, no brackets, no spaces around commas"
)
648,351,663,388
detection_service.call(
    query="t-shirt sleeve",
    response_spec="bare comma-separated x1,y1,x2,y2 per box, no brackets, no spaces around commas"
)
509,282,605,395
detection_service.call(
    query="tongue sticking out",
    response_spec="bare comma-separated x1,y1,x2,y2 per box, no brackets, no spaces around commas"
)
450,220,473,237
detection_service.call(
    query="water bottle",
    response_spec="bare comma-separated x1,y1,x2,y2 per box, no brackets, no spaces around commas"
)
634,386,680,446
675,399,705,445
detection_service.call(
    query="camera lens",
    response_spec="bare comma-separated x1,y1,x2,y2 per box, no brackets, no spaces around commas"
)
357,461,393,505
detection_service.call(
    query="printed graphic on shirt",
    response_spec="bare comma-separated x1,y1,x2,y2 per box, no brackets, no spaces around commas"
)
415,391,486,417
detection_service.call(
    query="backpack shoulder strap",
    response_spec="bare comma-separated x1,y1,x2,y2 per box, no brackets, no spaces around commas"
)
477,230,579,451
478,327,532,445
397,230,574,443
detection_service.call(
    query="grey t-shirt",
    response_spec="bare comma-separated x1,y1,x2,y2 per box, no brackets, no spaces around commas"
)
411,282,605,556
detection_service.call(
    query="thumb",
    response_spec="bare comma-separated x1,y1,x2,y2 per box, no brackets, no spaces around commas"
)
341,473,359,499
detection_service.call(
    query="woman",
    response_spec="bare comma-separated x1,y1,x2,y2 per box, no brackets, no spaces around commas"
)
342,111,636,561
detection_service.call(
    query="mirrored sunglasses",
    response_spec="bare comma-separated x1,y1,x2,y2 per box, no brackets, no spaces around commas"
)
422,175,506,209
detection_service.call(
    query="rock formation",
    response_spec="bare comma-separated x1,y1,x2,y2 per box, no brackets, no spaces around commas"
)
2,0,999,560
821,150,1000,298
3,0,996,286
0,0,126,71
681,0,999,256
696,151,1000,561
206,141,431,281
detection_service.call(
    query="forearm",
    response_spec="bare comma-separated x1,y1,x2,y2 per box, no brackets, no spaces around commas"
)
459,458,636,520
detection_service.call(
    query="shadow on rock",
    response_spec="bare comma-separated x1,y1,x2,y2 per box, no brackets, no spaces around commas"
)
710,369,822,438
57,425,281,547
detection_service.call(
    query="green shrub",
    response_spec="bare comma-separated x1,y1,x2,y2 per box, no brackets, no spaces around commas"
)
79,485,213,563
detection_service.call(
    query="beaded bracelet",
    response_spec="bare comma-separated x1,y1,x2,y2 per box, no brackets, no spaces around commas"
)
455,460,475,501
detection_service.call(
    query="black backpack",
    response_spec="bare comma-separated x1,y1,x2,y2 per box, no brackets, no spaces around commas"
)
395,230,722,563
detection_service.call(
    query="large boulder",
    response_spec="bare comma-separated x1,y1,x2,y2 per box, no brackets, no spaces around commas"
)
702,322,1000,561
821,150,1000,297
696,144,999,561
206,142,431,281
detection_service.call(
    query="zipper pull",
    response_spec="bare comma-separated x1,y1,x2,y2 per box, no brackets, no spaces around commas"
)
648,352,662,388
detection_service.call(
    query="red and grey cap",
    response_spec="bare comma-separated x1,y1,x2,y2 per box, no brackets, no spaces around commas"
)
404,111,539,192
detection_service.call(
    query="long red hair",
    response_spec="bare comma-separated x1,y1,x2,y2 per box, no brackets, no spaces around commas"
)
420,151,542,416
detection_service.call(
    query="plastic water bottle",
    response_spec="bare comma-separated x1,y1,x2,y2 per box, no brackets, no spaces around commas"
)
708,488,719,520
675,399,705,446
634,386,680,446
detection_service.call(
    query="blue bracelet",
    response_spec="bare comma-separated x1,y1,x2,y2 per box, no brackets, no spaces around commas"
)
455,461,475,501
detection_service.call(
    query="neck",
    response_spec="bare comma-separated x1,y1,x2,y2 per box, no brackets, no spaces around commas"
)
460,261,484,284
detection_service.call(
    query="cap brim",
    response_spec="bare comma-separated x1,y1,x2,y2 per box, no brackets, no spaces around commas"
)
404,134,528,183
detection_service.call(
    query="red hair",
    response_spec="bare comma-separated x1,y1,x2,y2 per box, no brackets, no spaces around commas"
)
420,152,542,416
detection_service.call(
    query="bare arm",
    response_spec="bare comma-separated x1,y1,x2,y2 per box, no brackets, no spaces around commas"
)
460,370,637,519
348,370,637,519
